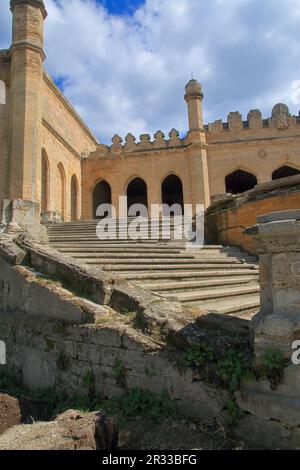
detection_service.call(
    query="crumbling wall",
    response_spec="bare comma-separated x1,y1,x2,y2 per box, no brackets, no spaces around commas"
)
1,233,300,448
0,235,230,424
205,175,300,255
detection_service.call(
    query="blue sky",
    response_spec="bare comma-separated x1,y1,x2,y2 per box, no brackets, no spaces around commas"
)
97,0,144,15
1,0,300,143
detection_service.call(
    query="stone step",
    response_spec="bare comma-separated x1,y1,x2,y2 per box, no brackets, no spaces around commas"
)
139,276,257,292
49,236,207,243
50,242,224,251
64,249,250,264
48,218,194,228
48,220,260,319
79,255,253,269
119,269,259,281
100,263,258,272
191,294,260,316
163,285,260,302
53,247,184,254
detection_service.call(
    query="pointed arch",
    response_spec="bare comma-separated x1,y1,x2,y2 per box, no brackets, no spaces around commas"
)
71,174,79,220
41,149,50,213
225,169,257,194
161,174,184,214
57,162,66,220
127,177,148,215
272,164,300,181
93,180,112,219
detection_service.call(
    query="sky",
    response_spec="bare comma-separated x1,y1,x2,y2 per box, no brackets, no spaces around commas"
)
1,0,300,143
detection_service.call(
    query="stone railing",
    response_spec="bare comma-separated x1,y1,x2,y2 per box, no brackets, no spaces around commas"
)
247,209,300,358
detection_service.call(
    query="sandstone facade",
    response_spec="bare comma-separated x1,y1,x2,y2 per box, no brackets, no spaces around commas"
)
0,0,300,223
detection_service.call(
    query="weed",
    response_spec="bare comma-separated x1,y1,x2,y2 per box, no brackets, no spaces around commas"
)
225,400,245,423
180,344,253,393
214,352,253,393
255,349,287,389
181,344,215,368
113,357,127,388
107,388,180,422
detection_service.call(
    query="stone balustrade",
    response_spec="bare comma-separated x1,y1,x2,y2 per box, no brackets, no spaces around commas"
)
247,209,300,358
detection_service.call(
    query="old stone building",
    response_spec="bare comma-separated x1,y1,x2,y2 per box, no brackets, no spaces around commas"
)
1,0,300,223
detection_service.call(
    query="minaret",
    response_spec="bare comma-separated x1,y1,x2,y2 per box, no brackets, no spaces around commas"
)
184,79,210,208
184,79,204,131
9,0,47,203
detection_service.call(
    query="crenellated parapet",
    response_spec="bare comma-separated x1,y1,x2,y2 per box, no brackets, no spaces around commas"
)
206,103,300,134
89,128,186,158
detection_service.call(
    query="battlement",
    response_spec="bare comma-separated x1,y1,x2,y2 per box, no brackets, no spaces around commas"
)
87,128,186,158
205,104,300,134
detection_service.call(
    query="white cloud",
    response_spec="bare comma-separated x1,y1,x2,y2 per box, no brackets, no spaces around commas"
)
1,0,300,143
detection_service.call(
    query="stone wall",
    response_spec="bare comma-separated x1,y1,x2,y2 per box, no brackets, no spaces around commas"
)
1,232,300,448
0,236,229,424
82,140,197,219
206,105,300,196
40,74,98,222
205,175,300,255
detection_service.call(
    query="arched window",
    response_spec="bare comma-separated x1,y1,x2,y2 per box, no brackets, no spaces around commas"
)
161,174,184,215
0,81,6,105
272,165,300,180
127,178,148,215
71,174,79,221
41,149,50,213
57,162,66,221
93,180,112,219
225,169,257,194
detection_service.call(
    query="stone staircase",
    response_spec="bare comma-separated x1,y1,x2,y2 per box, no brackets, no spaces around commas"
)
48,219,260,318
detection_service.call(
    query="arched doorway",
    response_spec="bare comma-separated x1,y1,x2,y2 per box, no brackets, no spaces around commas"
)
93,180,112,219
41,149,50,213
57,162,66,220
161,174,184,215
127,178,148,215
225,169,257,194
71,174,79,220
272,165,300,180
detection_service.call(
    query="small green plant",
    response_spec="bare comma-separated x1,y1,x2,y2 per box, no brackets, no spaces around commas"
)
225,400,245,423
180,345,253,393
113,357,127,388
108,388,180,422
181,344,215,368
120,309,137,317
214,352,253,393
255,349,287,389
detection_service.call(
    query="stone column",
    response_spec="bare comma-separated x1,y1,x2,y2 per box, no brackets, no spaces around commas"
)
247,210,300,358
184,80,210,210
8,0,47,209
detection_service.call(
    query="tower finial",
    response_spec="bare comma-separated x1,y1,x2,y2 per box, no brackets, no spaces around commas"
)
10,0,48,19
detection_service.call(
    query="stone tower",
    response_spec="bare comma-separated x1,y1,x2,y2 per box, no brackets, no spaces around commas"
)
184,79,210,208
9,0,47,208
